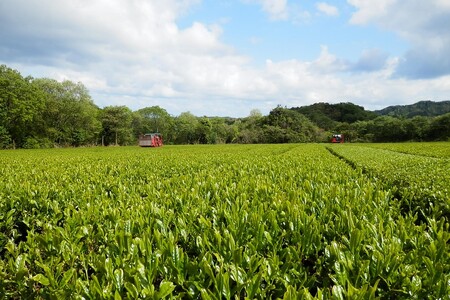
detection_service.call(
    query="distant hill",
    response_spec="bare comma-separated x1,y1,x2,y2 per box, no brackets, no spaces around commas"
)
374,100,450,118
291,102,376,130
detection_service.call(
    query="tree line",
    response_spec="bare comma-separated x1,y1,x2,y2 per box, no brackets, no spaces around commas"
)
291,102,450,142
1,65,449,149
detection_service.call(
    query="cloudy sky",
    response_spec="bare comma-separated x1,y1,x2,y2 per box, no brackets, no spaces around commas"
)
1,0,450,117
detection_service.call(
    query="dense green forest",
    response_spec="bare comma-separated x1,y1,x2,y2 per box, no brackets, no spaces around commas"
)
1,64,449,148
375,100,450,118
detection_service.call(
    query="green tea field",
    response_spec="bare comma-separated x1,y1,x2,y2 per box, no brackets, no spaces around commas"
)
0,143,449,299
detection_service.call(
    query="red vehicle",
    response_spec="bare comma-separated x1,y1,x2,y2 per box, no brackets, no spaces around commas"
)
139,133,163,147
331,134,344,143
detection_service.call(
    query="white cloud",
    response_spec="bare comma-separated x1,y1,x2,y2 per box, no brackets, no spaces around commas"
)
348,0,450,78
436,0,450,9
316,2,339,16
242,0,311,23
0,0,449,116
262,53,450,110
261,0,290,20
0,0,247,108
352,49,389,72
347,0,395,25
243,0,289,20
310,46,348,73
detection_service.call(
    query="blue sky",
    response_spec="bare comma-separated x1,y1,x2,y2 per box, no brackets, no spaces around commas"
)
178,0,407,63
1,0,450,117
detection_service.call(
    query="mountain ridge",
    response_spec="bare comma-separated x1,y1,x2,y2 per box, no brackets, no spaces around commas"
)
374,100,450,118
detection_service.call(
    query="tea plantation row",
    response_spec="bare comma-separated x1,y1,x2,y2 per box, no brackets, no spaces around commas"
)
0,144,449,299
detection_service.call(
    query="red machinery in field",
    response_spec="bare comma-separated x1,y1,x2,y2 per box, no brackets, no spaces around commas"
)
331,134,344,143
139,133,163,147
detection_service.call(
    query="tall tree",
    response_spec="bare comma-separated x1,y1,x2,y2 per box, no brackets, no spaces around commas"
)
404,116,430,141
196,117,212,144
371,116,408,142
135,106,174,143
101,106,134,145
174,112,199,144
33,78,101,146
428,113,450,141
264,106,320,143
209,117,235,144
236,110,264,143
0,65,44,148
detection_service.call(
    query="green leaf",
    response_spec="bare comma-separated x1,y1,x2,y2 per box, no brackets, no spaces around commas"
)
200,288,212,300
5,240,16,255
368,279,380,300
283,286,298,299
91,275,103,297
247,272,262,299
114,268,124,290
411,275,422,293
114,289,122,300
229,265,245,285
15,254,28,279
157,280,175,298
263,231,272,244
15,254,26,272
220,272,231,300
332,285,344,300
76,277,91,297
33,274,50,286
105,257,113,278
124,282,139,299
60,268,75,287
